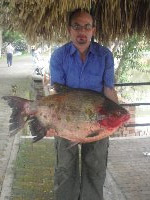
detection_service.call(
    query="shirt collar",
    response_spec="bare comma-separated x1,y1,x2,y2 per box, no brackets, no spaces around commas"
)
70,42,96,56
70,42,77,55
89,42,97,55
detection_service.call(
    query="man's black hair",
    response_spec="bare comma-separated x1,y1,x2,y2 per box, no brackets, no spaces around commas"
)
67,8,95,27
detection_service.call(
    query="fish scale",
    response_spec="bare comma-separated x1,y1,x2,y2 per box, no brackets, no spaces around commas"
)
2,83,130,143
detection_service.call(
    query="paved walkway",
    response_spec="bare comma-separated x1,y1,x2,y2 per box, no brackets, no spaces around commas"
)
107,136,150,200
0,55,34,200
0,56,150,200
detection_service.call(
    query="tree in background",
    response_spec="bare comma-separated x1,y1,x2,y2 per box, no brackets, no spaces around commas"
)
113,34,150,83
2,30,28,54
112,34,150,102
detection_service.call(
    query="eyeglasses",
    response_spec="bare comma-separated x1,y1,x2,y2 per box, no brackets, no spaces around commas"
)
70,24,93,31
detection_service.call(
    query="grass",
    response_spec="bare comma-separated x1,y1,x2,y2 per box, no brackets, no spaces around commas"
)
10,139,55,200
0,51,55,199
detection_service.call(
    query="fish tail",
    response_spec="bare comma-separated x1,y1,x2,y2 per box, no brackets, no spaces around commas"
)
2,96,32,135
28,116,47,143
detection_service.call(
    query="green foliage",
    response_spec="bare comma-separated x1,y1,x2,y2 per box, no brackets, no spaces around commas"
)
113,34,150,102
2,30,28,53
113,34,150,83
2,30,23,43
13,40,28,52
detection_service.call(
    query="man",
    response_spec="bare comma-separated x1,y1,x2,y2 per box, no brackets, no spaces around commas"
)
6,43,14,67
50,8,118,200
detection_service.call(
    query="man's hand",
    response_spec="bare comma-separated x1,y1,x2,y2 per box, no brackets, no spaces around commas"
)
104,86,118,104
45,128,57,137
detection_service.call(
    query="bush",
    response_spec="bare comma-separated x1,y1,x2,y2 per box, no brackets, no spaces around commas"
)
13,39,28,52
2,30,28,55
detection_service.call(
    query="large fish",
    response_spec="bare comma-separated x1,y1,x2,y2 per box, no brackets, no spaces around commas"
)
2,84,130,143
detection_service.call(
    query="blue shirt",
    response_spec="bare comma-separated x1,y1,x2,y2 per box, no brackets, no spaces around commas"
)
50,42,114,92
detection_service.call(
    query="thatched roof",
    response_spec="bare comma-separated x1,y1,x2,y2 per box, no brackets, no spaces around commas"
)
0,0,150,44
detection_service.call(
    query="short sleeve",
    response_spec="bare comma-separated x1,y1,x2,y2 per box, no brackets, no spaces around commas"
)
103,50,114,88
50,48,66,85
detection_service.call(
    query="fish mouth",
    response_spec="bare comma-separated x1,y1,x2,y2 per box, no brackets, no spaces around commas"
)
100,113,130,129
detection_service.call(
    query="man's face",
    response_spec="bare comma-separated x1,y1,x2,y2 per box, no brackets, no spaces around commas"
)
68,12,96,48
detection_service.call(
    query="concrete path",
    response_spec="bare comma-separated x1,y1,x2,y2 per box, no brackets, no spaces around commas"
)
0,55,34,200
107,136,150,200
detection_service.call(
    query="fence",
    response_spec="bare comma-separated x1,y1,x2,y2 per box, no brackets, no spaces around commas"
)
114,82,150,137
33,79,150,137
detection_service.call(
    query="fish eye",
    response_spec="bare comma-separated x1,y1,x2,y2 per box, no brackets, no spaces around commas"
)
114,111,121,117
117,111,120,115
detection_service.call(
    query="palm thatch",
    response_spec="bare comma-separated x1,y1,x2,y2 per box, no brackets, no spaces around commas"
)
0,0,150,44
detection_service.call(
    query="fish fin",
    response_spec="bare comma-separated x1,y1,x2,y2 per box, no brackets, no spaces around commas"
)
2,96,31,136
86,131,99,138
28,116,47,143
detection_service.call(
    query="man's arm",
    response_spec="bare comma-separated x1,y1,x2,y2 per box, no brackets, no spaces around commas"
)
50,48,65,85
104,86,118,104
